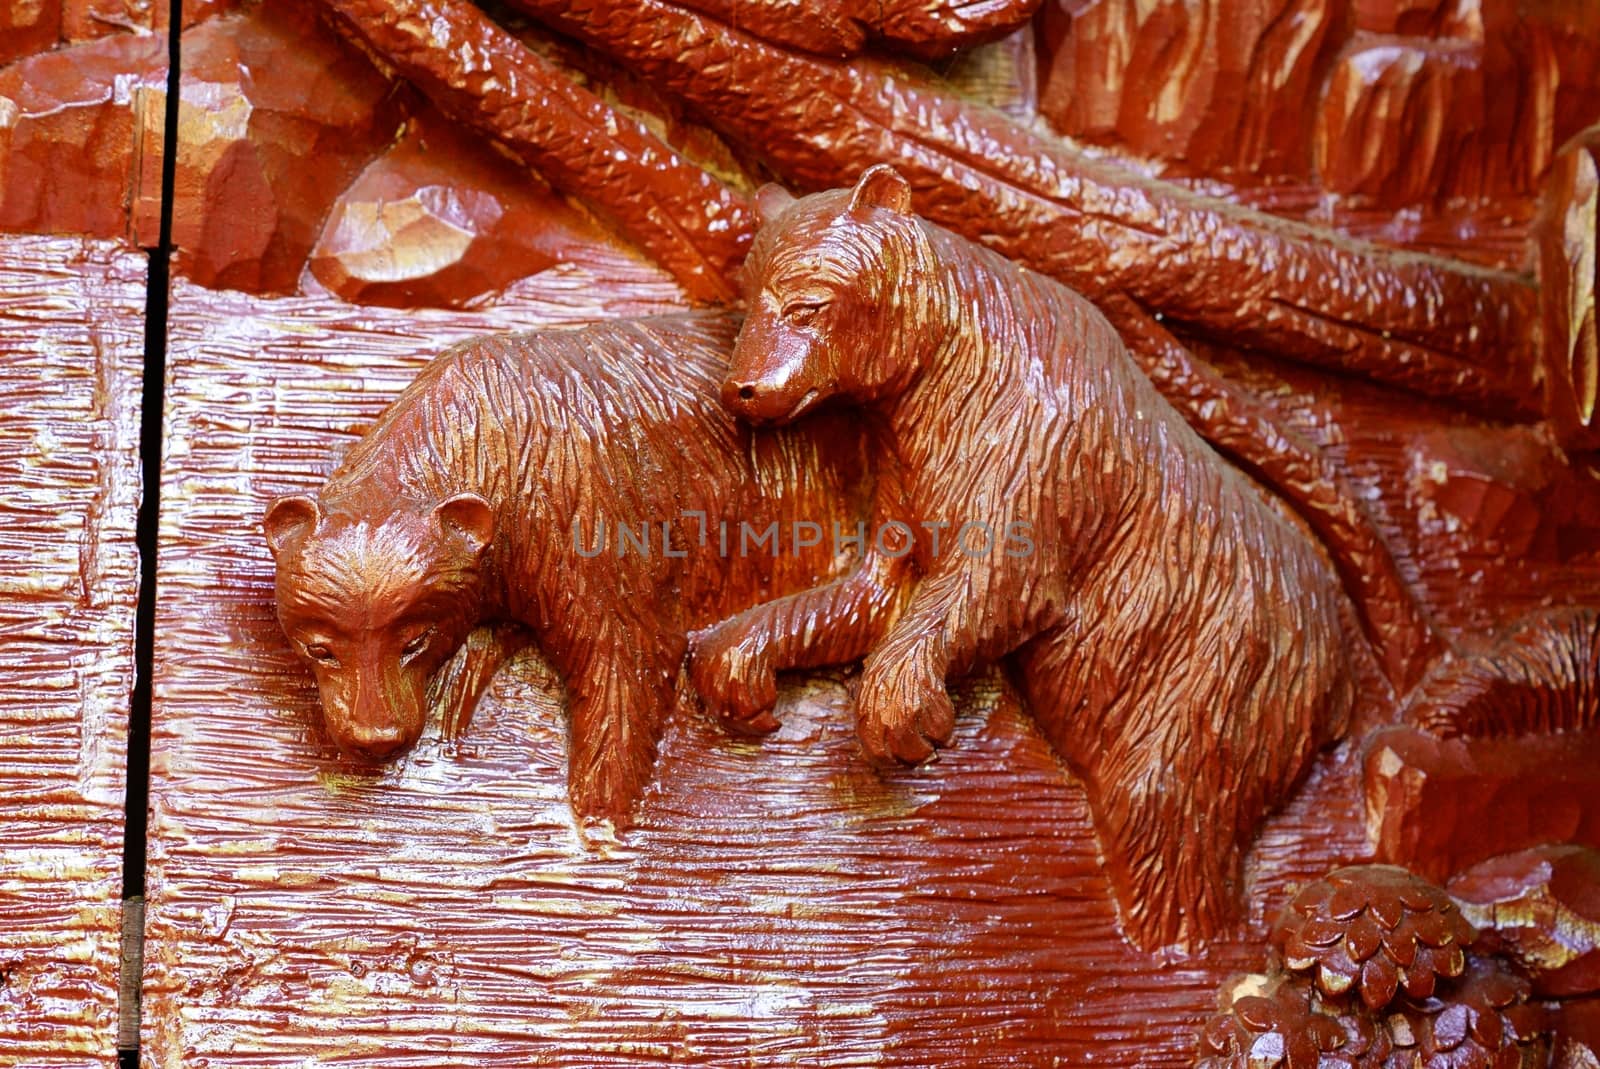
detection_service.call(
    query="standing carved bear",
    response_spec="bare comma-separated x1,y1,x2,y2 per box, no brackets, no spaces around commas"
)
697,167,1359,950
264,313,870,823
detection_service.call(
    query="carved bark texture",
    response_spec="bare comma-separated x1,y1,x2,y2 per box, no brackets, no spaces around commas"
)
0,236,144,1069
0,32,166,240
1038,0,1347,178
1409,607,1600,741
670,0,1041,60
169,5,401,294
307,106,629,309
1538,132,1599,447
1038,0,1600,206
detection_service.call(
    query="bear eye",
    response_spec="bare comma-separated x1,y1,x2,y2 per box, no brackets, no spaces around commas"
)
782,299,828,327
304,643,338,666
400,630,434,664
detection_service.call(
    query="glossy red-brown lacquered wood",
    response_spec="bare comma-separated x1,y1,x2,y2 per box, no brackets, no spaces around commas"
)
0,236,144,1068
137,268,1390,1067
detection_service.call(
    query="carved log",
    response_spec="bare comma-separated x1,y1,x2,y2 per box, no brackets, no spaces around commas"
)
501,0,1545,420
670,0,1041,60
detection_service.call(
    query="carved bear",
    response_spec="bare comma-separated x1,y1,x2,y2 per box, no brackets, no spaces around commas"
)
700,167,1358,949
264,312,871,822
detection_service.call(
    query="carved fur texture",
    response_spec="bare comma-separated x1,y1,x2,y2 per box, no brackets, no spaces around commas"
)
267,312,868,822
715,168,1358,950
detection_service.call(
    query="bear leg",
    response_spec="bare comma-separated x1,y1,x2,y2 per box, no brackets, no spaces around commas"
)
856,568,982,764
1012,623,1249,950
431,622,535,742
691,542,914,736
562,634,681,826
1081,748,1246,951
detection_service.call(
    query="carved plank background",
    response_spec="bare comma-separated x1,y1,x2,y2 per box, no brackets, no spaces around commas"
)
137,265,1387,1066
0,236,144,1069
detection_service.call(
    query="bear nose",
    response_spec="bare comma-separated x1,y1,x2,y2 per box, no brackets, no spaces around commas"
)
341,725,407,760
723,378,758,403
722,378,773,422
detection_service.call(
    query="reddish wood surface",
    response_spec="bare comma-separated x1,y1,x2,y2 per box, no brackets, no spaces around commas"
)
0,0,1590,1062
138,265,1399,1065
0,236,144,1068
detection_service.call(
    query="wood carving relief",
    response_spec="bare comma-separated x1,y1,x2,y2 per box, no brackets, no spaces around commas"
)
264,313,874,820
714,168,1361,950
1,0,1598,1064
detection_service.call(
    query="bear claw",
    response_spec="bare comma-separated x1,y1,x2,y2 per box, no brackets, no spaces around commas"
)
688,621,781,733
857,684,955,766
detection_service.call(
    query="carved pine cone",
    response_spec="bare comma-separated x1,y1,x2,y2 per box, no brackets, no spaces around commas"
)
1383,960,1548,1069
1194,964,1546,1069
1195,977,1389,1069
1272,865,1478,1010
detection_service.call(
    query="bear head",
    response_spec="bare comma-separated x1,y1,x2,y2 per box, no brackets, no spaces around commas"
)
723,165,929,424
263,491,495,760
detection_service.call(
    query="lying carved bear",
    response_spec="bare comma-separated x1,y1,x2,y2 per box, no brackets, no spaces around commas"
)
263,313,871,822
702,166,1359,950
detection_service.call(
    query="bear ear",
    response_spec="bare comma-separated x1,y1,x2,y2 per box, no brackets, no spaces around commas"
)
263,495,320,559
847,164,912,217
754,183,796,226
435,493,494,555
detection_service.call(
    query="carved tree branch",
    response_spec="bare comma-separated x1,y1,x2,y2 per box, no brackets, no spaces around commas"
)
669,0,1041,60
316,0,755,302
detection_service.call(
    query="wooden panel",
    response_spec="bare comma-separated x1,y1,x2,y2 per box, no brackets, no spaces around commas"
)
138,261,1384,1066
0,235,145,1068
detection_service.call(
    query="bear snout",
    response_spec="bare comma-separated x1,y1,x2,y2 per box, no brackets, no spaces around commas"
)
334,722,411,761
720,376,824,425
721,376,779,423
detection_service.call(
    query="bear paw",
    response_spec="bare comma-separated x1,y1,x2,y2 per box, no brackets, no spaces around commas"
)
688,617,781,736
857,657,956,765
